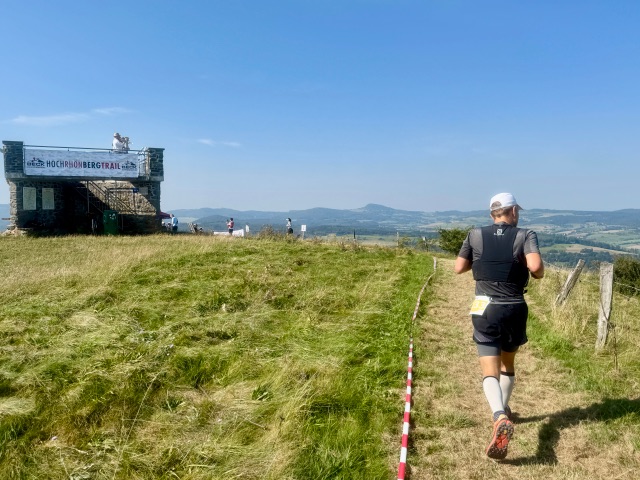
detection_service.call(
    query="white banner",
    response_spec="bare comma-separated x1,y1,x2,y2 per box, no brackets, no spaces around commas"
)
24,148,140,178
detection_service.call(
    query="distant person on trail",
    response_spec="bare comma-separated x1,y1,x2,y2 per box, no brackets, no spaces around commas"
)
286,217,293,235
454,192,544,460
170,213,178,233
227,218,234,235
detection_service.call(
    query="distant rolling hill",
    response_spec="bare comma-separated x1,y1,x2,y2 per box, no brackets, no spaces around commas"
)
4,201,639,253
168,204,640,245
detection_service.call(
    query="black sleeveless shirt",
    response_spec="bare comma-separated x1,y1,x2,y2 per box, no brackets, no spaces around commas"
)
470,224,530,300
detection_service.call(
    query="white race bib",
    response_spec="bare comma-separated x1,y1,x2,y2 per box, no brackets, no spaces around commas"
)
469,295,491,316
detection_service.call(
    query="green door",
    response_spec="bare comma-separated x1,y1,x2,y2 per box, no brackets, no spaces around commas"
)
103,210,118,235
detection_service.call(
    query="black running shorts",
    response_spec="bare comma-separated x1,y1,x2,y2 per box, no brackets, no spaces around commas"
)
471,302,528,353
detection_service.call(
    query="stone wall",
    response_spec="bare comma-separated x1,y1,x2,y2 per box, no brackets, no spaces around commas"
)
3,141,24,177
146,148,164,180
3,141,165,234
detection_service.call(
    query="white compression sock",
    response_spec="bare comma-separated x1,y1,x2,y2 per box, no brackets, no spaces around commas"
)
500,371,516,408
482,376,505,417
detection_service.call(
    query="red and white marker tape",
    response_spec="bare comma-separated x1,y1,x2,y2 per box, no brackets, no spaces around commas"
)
397,258,436,480
397,338,413,480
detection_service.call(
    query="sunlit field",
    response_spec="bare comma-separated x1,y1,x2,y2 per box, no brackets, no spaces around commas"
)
0,234,434,479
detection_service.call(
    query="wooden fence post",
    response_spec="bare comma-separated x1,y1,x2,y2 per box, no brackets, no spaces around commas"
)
596,262,614,350
555,259,585,306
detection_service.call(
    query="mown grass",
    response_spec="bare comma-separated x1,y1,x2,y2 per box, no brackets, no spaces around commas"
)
0,235,434,479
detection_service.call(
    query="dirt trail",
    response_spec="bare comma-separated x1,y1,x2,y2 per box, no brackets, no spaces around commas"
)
407,258,636,480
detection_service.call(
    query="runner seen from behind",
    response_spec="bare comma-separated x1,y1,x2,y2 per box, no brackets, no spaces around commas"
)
454,192,544,460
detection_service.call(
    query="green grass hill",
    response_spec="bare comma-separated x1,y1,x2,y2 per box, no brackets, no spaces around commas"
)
0,235,433,479
0,235,637,479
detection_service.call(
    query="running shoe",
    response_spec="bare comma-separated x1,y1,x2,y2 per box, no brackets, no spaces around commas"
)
486,414,514,460
504,405,512,420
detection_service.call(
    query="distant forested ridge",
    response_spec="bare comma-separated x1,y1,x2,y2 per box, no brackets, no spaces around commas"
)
531,209,640,227
170,205,640,259
542,249,619,269
538,233,634,268
537,233,626,251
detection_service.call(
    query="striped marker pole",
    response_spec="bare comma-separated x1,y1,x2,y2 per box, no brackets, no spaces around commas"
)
397,337,413,480
397,258,436,480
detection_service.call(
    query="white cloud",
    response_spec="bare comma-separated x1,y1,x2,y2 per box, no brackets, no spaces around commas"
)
197,139,241,148
92,107,132,116
219,141,241,148
8,107,131,127
10,113,90,127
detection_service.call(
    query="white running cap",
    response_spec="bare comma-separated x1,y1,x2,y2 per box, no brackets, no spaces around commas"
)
490,192,522,211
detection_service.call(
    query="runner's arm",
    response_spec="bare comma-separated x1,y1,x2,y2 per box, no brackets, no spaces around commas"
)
455,231,474,274
526,252,544,279
454,256,472,274
523,230,544,279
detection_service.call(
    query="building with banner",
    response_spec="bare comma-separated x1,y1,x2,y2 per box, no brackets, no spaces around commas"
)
2,141,165,234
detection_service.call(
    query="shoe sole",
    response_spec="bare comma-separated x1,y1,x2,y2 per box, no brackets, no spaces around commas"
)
486,418,514,460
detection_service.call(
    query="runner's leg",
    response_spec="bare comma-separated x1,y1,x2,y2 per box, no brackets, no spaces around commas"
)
500,350,517,411
479,355,505,418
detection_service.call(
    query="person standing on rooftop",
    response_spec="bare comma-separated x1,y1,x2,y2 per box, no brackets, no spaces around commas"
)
112,132,125,152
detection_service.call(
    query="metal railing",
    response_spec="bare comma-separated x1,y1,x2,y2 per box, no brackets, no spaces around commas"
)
24,144,145,153
76,181,138,215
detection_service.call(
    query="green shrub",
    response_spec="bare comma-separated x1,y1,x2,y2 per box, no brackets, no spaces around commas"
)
613,256,640,296
437,227,473,256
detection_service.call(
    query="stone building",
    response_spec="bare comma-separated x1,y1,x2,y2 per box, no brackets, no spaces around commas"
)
2,141,165,234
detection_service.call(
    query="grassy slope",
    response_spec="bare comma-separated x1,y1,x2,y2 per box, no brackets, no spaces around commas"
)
0,235,434,479
2,236,638,480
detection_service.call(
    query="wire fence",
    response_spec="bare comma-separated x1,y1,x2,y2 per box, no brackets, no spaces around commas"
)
544,259,640,299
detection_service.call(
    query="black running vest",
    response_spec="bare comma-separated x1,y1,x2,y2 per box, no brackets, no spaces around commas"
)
471,224,529,295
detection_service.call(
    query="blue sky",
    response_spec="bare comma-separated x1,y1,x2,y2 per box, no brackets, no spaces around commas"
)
2,0,640,212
